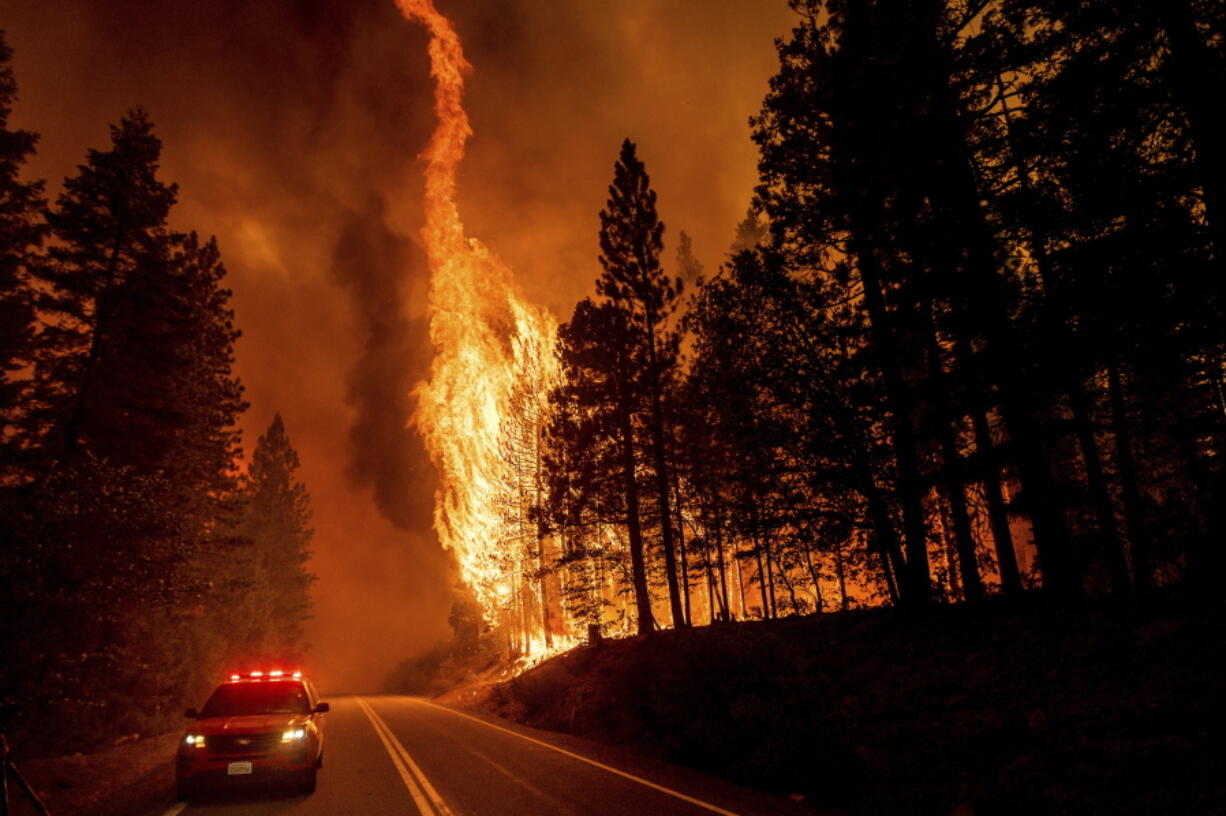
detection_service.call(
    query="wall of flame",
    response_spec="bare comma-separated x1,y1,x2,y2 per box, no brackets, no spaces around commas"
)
396,0,559,615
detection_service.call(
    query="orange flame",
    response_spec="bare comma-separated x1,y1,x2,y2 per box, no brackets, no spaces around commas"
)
396,0,560,618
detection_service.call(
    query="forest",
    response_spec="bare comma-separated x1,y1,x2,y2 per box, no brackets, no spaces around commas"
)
3,0,1225,776
459,0,1226,657
0,33,315,754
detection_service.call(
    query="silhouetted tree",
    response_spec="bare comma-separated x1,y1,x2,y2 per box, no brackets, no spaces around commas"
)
29,109,182,468
597,139,687,627
549,298,654,635
0,31,46,467
3,109,250,753
236,414,316,658
675,230,703,285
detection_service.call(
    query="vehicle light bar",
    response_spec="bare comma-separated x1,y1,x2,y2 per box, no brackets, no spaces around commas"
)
227,669,305,681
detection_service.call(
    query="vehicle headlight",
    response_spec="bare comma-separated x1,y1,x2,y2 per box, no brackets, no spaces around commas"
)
184,734,205,748
281,728,306,743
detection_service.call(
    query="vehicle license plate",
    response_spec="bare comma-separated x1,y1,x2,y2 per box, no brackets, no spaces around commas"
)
227,761,254,775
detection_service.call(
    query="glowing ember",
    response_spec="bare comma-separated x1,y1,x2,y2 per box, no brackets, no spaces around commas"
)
396,0,559,622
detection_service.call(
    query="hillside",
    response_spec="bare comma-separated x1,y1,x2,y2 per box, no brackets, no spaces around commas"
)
476,596,1224,815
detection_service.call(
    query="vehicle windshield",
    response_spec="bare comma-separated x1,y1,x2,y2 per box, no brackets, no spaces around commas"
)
200,682,311,717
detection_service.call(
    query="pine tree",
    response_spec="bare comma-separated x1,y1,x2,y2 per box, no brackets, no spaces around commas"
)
238,414,316,658
0,31,47,461
29,108,181,469
26,106,246,595
597,139,687,628
4,109,249,750
166,232,247,499
730,208,768,255
675,230,704,285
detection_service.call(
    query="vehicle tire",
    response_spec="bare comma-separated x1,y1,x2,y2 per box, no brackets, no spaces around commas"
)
175,777,196,801
298,764,317,795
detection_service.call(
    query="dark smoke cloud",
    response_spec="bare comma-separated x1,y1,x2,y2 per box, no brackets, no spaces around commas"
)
330,196,436,533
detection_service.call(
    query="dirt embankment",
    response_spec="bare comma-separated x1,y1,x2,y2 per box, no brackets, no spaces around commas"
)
5,732,177,816
477,597,1225,815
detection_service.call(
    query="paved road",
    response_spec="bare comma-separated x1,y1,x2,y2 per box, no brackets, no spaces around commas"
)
156,696,810,816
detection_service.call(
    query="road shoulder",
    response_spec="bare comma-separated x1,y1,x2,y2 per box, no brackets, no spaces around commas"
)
12,732,178,816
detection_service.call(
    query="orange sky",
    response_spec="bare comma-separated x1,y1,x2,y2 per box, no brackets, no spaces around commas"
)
4,0,795,690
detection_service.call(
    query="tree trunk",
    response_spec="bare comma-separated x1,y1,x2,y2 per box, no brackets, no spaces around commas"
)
772,542,800,615
935,492,961,601
876,531,901,606
996,70,1124,597
1107,359,1152,594
923,300,984,600
672,476,692,626
927,40,1080,596
754,544,770,619
757,519,778,619
847,232,932,606
616,399,654,635
712,505,731,620
804,545,825,613
537,536,553,649
1067,377,1131,595
534,425,554,648
954,333,1023,596
703,545,718,624
734,545,748,620
645,323,686,628
834,535,850,612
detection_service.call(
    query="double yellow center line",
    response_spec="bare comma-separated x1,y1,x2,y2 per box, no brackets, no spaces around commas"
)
358,697,743,816
356,697,453,816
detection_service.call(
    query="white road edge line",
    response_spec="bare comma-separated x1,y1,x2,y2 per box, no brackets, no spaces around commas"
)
358,696,454,816
420,699,743,816
159,802,188,816
356,696,438,816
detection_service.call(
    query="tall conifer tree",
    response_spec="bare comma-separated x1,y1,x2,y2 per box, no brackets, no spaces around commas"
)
0,31,46,459
239,414,316,657
597,139,687,627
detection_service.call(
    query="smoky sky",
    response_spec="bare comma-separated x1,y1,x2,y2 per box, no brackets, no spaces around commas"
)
5,0,794,690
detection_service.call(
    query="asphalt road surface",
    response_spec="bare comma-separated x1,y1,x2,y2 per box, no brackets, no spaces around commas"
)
155,696,811,816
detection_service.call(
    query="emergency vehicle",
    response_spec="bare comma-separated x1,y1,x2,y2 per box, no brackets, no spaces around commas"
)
176,670,328,799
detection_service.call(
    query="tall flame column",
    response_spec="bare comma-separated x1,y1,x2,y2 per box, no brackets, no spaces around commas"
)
396,0,559,623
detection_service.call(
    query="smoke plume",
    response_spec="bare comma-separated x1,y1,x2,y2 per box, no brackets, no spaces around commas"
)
330,196,437,533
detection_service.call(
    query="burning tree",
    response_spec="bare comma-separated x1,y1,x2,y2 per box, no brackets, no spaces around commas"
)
398,0,576,659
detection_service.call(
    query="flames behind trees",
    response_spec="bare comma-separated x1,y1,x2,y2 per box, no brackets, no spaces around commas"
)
396,0,569,656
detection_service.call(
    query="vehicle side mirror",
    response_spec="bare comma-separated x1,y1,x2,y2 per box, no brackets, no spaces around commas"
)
314,702,330,714
185,708,199,719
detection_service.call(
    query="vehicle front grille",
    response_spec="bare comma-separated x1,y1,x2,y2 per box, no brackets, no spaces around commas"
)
206,732,282,755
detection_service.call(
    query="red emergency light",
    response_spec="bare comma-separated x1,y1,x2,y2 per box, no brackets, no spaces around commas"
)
227,670,304,681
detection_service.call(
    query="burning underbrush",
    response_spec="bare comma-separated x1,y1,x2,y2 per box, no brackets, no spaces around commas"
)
385,634,577,701
471,595,1224,815
384,581,581,699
